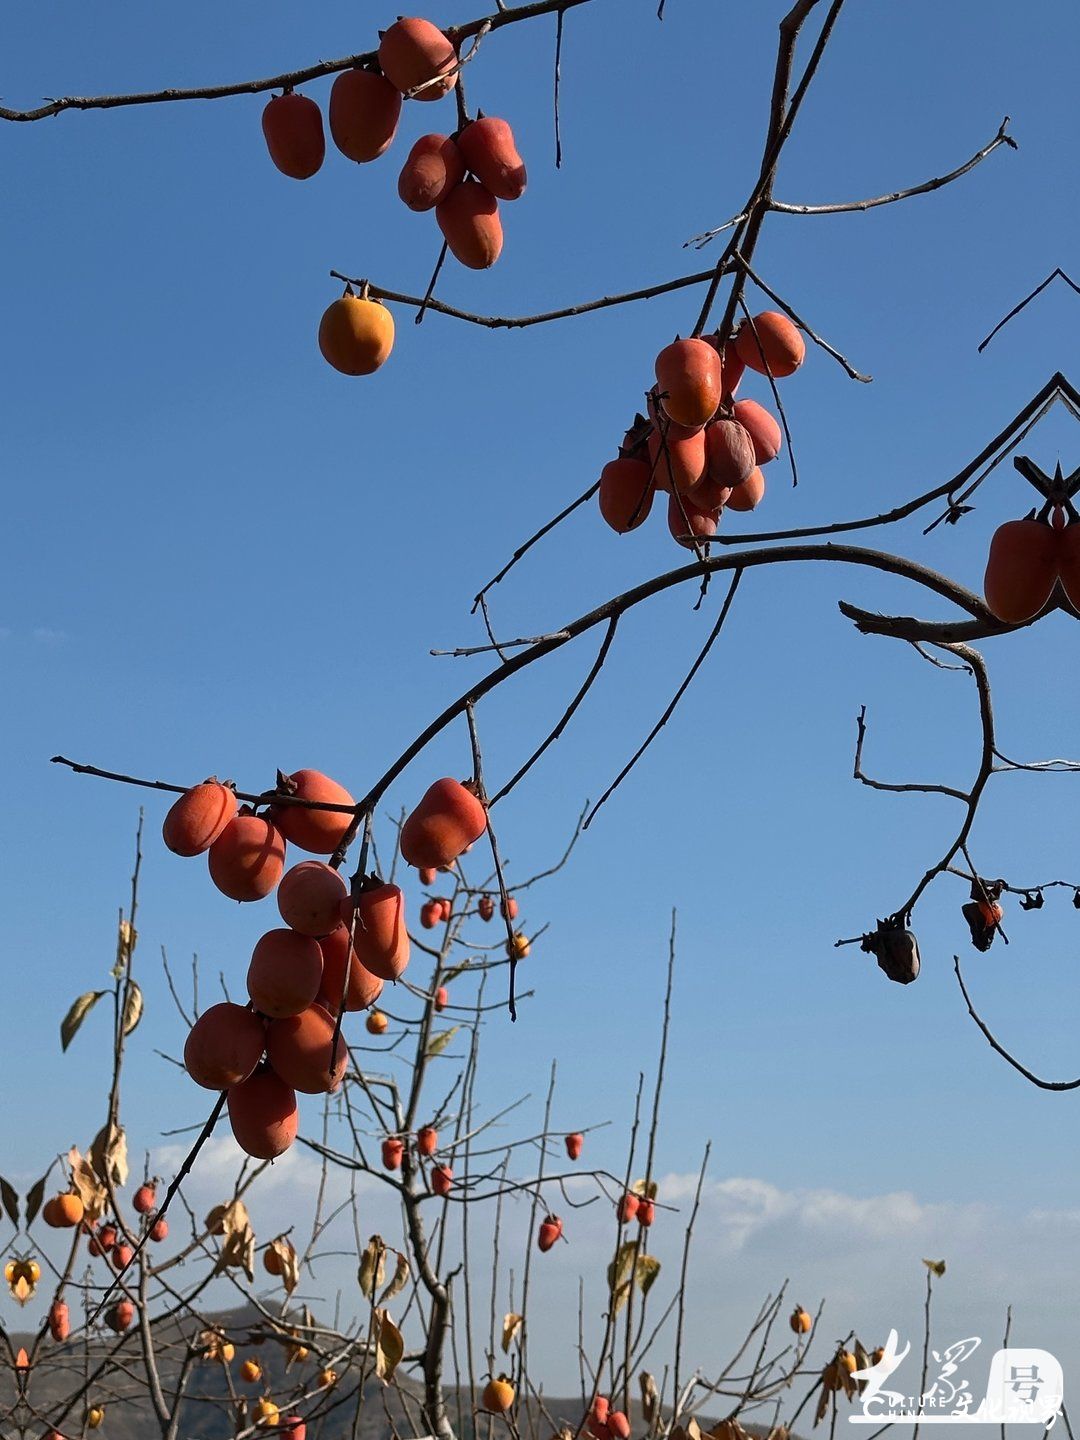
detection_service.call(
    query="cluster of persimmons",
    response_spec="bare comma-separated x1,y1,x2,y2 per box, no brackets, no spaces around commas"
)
598,311,805,544
35,1183,166,1343
260,15,528,378
160,768,490,1161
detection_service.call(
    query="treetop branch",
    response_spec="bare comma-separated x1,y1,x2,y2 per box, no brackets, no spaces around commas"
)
0,0,597,123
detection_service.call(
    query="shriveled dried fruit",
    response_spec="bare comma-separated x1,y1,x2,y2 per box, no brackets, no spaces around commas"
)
398,132,465,210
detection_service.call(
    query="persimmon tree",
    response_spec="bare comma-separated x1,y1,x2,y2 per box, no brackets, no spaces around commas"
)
0,825,915,1440
3,0,1075,1434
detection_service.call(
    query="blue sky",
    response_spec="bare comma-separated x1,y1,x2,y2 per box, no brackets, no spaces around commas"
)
2,0,1079,1391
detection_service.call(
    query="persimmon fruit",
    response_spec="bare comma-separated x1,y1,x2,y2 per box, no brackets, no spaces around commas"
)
599,458,654,533
537,1214,562,1252
703,417,755,489
378,18,458,101
648,423,706,496
457,116,527,201
655,338,722,429
184,1002,266,1089
732,399,782,464
270,769,354,854
983,518,1060,624
262,92,325,180
382,1137,404,1170
208,813,286,902
266,1004,348,1094
341,882,410,981
277,861,348,938
319,296,395,377
329,69,401,163
734,311,805,378
248,929,324,1019
482,1377,515,1413
49,1300,69,1342
436,179,503,269
667,493,719,546
725,467,766,512
227,1068,299,1160
401,778,487,869
43,1194,84,1228
398,133,465,210
163,781,236,857
318,926,384,1011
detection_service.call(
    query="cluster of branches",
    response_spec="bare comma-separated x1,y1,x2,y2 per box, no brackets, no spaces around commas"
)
0,825,910,1440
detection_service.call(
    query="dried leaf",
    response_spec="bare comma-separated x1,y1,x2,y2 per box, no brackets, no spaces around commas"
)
607,1240,637,1294
425,1027,460,1060
501,1312,524,1353
611,1279,632,1315
708,1422,748,1440
67,1147,108,1223
267,1236,299,1294
0,1177,19,1227
114,917,137,978
814,1385,831,1427
208,1199,255,1281
639,1372,659,1427
631,1178,658,1200
90,1123,128,1188
686,1418,703,1440
359,1236,387,1301
122,981,144,1037
60,991,106,1052
635,1254,661,1296
922,1257,946,1277
24,1173,49,1228
374,1308,404,1382
379,1252,410,1305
